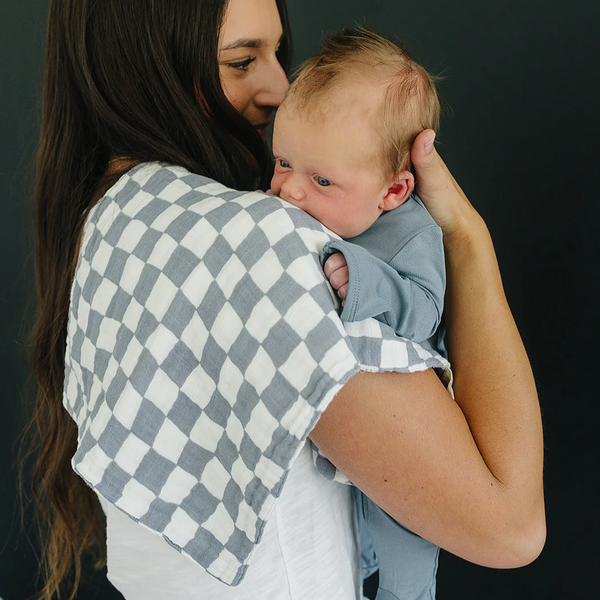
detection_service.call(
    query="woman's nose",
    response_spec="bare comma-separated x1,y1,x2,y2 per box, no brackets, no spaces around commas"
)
256,60,289,108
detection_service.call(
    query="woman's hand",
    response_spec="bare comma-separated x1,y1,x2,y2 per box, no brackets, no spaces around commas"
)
411,130,480,240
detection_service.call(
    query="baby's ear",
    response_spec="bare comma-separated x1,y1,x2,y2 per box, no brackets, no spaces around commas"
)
379,171,415,211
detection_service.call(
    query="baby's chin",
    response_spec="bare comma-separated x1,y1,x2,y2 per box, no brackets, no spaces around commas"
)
329,219,377,239
319,206,382,238
315,219,366,239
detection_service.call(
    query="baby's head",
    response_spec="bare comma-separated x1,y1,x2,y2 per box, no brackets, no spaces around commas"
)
271,27,440,238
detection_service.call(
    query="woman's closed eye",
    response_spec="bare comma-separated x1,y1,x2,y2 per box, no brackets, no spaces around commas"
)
315,175,332,187
227,57,256,71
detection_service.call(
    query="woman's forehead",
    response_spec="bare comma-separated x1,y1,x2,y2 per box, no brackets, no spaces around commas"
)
219,0,283,49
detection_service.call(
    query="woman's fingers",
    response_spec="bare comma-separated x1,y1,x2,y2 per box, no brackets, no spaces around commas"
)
411,130,455,196
411,129,437,166
411,129,474,236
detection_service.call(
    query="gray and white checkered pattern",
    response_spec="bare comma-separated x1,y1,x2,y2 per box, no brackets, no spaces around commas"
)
63,162,450,586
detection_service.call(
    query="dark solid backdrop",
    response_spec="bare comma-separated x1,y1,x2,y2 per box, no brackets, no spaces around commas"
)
1,1,598,598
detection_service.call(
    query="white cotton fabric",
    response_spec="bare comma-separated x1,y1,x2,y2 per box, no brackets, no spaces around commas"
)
98,440,362,600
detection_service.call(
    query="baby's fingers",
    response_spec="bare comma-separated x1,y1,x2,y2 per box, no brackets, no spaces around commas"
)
337,283,349,300
328,266,349,291
323,252,347,279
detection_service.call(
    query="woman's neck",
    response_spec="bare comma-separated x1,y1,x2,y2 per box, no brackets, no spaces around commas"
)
107,157,139,175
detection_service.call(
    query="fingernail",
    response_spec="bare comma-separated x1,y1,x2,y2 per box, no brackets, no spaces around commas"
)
423,131,436,153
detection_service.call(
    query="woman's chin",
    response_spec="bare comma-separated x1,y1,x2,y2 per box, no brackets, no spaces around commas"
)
255,125,268,141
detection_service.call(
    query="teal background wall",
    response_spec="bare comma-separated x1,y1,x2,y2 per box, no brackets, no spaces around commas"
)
1,1,598,598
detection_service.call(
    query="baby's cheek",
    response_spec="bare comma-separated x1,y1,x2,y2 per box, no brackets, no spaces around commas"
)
270,173,282,196
335,215,368,239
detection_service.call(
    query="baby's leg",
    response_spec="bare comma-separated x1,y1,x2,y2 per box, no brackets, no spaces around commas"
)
354,488,440,600
355,486,379,581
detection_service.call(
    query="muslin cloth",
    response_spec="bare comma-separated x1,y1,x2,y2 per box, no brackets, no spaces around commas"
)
63,162,450,586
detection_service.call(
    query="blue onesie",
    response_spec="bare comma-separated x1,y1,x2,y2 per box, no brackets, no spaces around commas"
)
321,193,445,600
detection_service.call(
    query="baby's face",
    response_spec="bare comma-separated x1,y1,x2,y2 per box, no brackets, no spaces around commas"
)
271,104,389,238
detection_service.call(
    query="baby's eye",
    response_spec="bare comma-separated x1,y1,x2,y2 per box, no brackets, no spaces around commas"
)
279,159,291,169
315,176,332,187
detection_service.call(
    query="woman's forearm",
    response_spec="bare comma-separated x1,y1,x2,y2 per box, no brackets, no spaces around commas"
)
411,132,545,538
443,211,546,556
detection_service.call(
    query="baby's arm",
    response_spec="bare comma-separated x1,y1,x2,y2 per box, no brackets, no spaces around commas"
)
322,226,445,342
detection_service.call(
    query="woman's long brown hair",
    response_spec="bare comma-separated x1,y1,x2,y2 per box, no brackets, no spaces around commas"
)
21,0,292,598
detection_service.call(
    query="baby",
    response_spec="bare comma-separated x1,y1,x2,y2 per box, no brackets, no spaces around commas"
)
270,28,444,600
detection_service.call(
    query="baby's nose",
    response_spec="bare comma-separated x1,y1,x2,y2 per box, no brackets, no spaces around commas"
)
281,180,305,203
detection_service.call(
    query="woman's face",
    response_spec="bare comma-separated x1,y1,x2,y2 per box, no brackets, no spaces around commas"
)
218,0,289,140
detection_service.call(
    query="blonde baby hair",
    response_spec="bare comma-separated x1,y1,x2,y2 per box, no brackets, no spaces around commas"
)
283,26,441,180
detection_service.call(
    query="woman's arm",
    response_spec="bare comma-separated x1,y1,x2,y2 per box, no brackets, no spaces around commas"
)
309,131,545,568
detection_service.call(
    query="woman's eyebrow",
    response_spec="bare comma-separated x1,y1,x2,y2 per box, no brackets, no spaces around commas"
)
221,33,285,52
221,38,263,51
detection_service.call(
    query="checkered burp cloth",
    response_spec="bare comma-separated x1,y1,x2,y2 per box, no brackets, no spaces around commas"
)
63,162,450,585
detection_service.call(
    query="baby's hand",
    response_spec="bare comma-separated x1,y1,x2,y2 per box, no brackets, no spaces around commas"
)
323,253,349,305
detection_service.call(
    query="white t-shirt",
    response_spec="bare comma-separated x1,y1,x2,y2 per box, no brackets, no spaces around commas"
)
98,440,362,600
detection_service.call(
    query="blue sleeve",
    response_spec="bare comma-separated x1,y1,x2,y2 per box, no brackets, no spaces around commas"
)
321,226,445,342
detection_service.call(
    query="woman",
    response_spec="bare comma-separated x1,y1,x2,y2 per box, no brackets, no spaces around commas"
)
26,0,545,599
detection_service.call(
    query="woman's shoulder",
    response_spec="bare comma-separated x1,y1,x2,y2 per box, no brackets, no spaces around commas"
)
99,162,329,234
85,162,336,273
66,163,366,587
82,162,338,306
